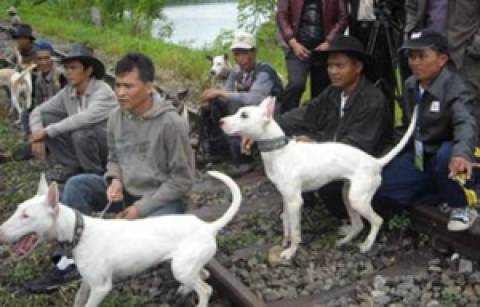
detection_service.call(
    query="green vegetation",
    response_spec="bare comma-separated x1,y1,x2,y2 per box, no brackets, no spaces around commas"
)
0,1,286,84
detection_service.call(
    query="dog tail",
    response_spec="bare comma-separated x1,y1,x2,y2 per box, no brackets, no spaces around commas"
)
208,171,242,233
377,106,418,167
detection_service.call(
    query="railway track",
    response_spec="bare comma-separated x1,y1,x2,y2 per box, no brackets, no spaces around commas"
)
1,22,480,307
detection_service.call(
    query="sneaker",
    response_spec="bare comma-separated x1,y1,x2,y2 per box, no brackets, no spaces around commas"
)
24,264,81,293
447,207,478,232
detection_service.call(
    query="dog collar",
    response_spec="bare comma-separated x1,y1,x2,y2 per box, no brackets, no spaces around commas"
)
59,209,85,252
257,136,289,152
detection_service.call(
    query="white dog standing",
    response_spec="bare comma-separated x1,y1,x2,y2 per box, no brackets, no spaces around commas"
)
0,171,242,307
220,97,417,261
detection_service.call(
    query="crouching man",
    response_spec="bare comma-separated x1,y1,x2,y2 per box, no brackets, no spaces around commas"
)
376,31,479,231
29,44,117,182
25,53,195,293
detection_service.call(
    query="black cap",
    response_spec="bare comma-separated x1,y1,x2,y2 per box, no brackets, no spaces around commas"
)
400,30,450,55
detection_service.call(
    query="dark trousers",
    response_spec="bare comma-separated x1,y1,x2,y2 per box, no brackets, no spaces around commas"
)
61,174,188,216
375,143,476,208
281,50,330,113
200,99,251,165
41,111,108,175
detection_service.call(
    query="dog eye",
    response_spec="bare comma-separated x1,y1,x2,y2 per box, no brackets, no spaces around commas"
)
240,112,248,119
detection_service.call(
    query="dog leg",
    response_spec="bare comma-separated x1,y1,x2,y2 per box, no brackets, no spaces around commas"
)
74,282,90,307
349,177,383,253
83,279,112,307
200,268,210,280
171,242,215,306
280,193,303,261
280,210,289,247
336,183,364,247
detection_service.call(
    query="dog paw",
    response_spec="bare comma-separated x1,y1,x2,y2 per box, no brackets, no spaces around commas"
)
279,248,296,261
359,241,373,253
336,237,348,247
338,225,352,236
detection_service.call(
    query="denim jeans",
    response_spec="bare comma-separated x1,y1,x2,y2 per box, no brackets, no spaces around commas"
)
61,174,188,216
375,143,477,208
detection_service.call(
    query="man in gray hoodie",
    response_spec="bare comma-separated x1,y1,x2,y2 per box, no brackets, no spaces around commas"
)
25,53,195,293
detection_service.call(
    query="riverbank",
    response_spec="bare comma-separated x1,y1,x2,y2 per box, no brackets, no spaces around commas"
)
0,2,285,87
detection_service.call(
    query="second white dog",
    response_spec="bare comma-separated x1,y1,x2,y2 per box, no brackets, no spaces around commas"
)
220,97,417,261
0,171,242,307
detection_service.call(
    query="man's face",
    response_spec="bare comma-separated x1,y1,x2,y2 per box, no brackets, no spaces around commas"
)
35,50,53,73
407,48,448,84
16,37,33,52
232,49,256,71
63,60,92,88
327,53,363,90
114,68,153,114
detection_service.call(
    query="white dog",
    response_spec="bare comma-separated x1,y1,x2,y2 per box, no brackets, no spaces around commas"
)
10,60,36,123
206,54,231,88
0,171,242,307
220,97,417,261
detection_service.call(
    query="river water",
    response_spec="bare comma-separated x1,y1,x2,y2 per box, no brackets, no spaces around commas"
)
155,0,238,48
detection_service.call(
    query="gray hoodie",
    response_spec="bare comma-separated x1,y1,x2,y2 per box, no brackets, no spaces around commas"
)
104,92,194,217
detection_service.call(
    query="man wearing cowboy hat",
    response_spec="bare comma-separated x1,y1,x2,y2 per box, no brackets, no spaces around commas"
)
376,30,479,232
200,31,283,177
243,34,392,217
28,44,117,182
0,23,35,67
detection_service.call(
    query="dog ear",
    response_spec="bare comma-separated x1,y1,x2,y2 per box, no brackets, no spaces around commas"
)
206,55,213,62
261,96,276,121
37,173,49,196
46,182,59,211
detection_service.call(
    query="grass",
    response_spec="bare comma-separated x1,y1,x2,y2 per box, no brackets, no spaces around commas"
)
0,2,287,84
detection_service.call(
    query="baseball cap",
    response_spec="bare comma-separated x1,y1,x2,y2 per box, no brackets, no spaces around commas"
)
400,30,450,55
230,32,256,51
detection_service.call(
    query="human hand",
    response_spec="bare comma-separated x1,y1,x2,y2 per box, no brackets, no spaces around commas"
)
241,137,254,155
314,41,330,52
29,129,47,142
449,156,473,180
115,206,141,220
293,135,314,143
289,39,310,60
107,178,124,203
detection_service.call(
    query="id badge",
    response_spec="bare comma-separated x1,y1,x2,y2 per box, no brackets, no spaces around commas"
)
414,139,424,172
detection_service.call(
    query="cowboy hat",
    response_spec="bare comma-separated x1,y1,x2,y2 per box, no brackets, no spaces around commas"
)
61,44,105,79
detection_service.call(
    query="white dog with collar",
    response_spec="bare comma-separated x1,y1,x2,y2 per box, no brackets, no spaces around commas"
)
220,97,417,261
0,171,242,307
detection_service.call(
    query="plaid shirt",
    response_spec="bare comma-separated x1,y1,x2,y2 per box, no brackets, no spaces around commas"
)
33,67,61,108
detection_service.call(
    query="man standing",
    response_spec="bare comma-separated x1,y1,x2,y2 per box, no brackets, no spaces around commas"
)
376,31,478,231
405,0,480,106
200,32,283,177
277,0,348,112
29,44,117,182
25,53,194,293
